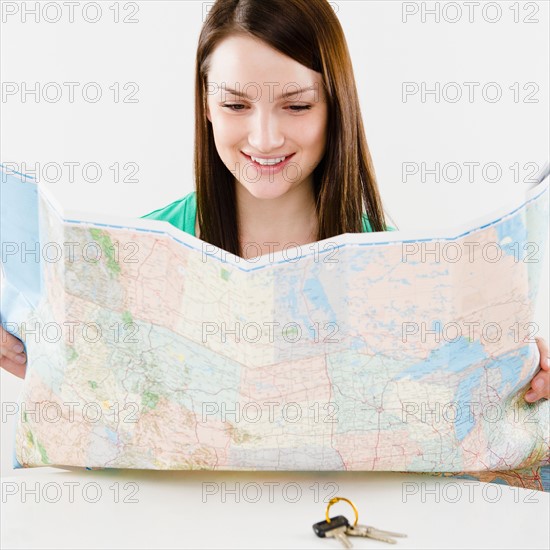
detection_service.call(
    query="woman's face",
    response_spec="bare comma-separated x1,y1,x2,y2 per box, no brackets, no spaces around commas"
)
205,34,328,201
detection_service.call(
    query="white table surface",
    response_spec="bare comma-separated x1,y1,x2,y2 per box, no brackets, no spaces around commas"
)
1,467,548,549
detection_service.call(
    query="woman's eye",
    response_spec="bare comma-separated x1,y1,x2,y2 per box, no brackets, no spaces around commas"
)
221,104,311,112
222,104,246,111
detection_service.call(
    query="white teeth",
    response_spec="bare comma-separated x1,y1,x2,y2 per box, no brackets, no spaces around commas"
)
250,155,286,166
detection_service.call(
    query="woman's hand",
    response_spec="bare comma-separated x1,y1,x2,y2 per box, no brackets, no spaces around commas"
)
0,326,27,379
524,336,550,403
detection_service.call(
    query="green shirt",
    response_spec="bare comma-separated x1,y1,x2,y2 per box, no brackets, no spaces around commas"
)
141,191,395,234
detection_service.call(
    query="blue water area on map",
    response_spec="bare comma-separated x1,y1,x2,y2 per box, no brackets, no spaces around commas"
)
394,338,535,442
394,338,487,380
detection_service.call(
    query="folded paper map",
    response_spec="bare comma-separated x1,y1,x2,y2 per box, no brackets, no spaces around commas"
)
1,163,549,491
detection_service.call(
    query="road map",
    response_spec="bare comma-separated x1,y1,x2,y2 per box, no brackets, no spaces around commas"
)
1,163,549,491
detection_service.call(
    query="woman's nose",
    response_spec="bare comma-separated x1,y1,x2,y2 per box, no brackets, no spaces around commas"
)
247,109,285,153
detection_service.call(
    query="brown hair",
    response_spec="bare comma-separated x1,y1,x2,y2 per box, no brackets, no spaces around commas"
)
195,0,393,257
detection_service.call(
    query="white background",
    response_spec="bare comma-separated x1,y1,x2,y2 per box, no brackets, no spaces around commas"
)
1,1,549,548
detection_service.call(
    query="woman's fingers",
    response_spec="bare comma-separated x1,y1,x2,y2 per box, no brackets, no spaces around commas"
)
0,355,27,379
524,369,550,402
535,337,549,371
525,337,550,402
0,326,27,379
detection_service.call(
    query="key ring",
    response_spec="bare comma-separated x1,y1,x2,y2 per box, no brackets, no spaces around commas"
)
325,496,359,526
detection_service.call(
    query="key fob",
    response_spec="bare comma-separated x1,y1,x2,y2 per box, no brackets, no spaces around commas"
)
312,515,350,538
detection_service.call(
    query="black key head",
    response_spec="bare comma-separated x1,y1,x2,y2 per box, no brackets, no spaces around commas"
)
312,515,350,538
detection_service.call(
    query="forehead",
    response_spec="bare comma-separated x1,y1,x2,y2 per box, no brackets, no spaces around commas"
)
207,34,324,97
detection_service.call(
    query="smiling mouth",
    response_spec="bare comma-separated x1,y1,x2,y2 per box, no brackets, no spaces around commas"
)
241,152,296,166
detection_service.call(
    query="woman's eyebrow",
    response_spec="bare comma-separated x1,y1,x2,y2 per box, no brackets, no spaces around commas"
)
220,84,318,99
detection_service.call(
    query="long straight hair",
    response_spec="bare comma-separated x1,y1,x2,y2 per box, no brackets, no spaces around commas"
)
195,0,393,257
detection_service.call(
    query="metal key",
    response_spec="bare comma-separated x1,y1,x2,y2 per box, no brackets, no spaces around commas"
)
346,522,407,544
313,515,354,548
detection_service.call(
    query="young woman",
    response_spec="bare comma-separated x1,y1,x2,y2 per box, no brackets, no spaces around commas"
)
1,0,548,403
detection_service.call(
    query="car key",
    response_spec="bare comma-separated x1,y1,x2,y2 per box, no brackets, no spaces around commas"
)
346,522,407,544
312,515,353,548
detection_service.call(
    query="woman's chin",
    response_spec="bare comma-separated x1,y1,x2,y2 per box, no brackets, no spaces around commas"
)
239,178,294,200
